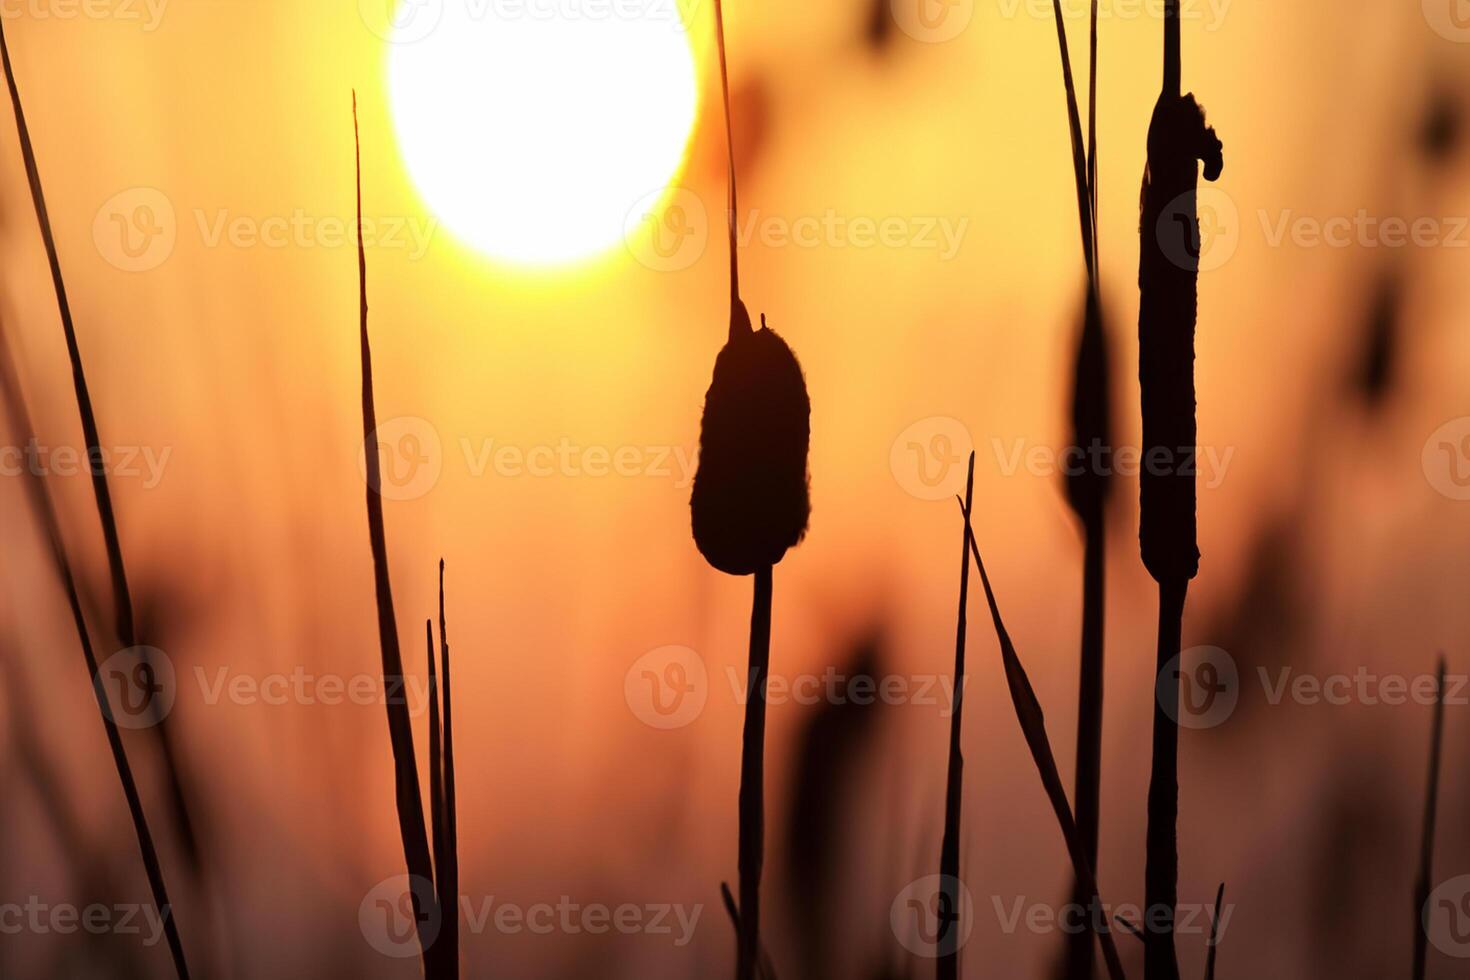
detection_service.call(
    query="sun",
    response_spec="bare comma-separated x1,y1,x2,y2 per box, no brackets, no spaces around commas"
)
387,1,699,267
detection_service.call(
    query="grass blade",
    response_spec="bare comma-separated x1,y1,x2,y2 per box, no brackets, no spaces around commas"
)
1203,882,1224,980
352,91,439,974
955,498,1126,980
438,559,461,973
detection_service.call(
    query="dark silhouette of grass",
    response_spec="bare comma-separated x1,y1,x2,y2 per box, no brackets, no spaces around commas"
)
351,91,441,978
0,314,190,978
937,453,975,980
1204,882,1224,980
438,559,461,971
1137,3,1222,975
690,4,812,977
956,498,1126,980
1048,4,1113,976
1412,656,1446,980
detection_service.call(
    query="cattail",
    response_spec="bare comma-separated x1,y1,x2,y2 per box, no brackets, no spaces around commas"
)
689,3,810,977
1137,3,1222,978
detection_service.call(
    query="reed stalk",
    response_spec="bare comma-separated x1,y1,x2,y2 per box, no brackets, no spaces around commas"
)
352,92,441,977
1137,2,1222,974
937,453,975,980
0,27,194,979
1412,657,1446,980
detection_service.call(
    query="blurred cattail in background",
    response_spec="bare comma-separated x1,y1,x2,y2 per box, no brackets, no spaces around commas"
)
689,2,811,977
1136,2,1222,977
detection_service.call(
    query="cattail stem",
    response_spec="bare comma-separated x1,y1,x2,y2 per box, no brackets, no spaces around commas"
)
353,92,440,977
937,454,976,980
736,565,773,980
1412,657,1446,980
1162,0,1180,98
1144,576,1187,980
1065,512,1106,979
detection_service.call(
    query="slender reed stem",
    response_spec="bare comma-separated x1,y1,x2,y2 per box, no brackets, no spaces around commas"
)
1203,882,1224,980
0,319,190,979
1412,657,1446,980
1144,577,1187,980
937,454,975,980
712,0,739,309
1066,512,1106,979
736,565,773,980
438,560,460,974
352,92,439,976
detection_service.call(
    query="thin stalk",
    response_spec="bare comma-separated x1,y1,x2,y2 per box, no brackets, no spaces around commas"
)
1144,577,1187,980
352,91,439,975
0,318,190,979
427,619,446,905
1412,657,1446,980
438,559,461,973
1203,882,1224,980
1066,513,1106,980
736,565,773,980
937,453,975,980
712,0,739,309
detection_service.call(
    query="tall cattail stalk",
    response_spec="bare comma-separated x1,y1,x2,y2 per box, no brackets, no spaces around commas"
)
1412,657,1446,980
936,454,976,980
352,93,442,977
0,315,191,980
690,4,811,978
1136,3,1222,977
437,559,461,972
0,26,194,980
1048,4,1113,976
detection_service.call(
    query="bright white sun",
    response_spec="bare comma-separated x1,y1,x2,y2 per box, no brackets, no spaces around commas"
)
387,2,699,266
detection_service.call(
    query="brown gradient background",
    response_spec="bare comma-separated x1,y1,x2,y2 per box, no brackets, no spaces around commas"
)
0,0,1467,976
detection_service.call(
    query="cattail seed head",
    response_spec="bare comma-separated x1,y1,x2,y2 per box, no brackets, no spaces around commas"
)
1138,92,1222,584
691,301,811,576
